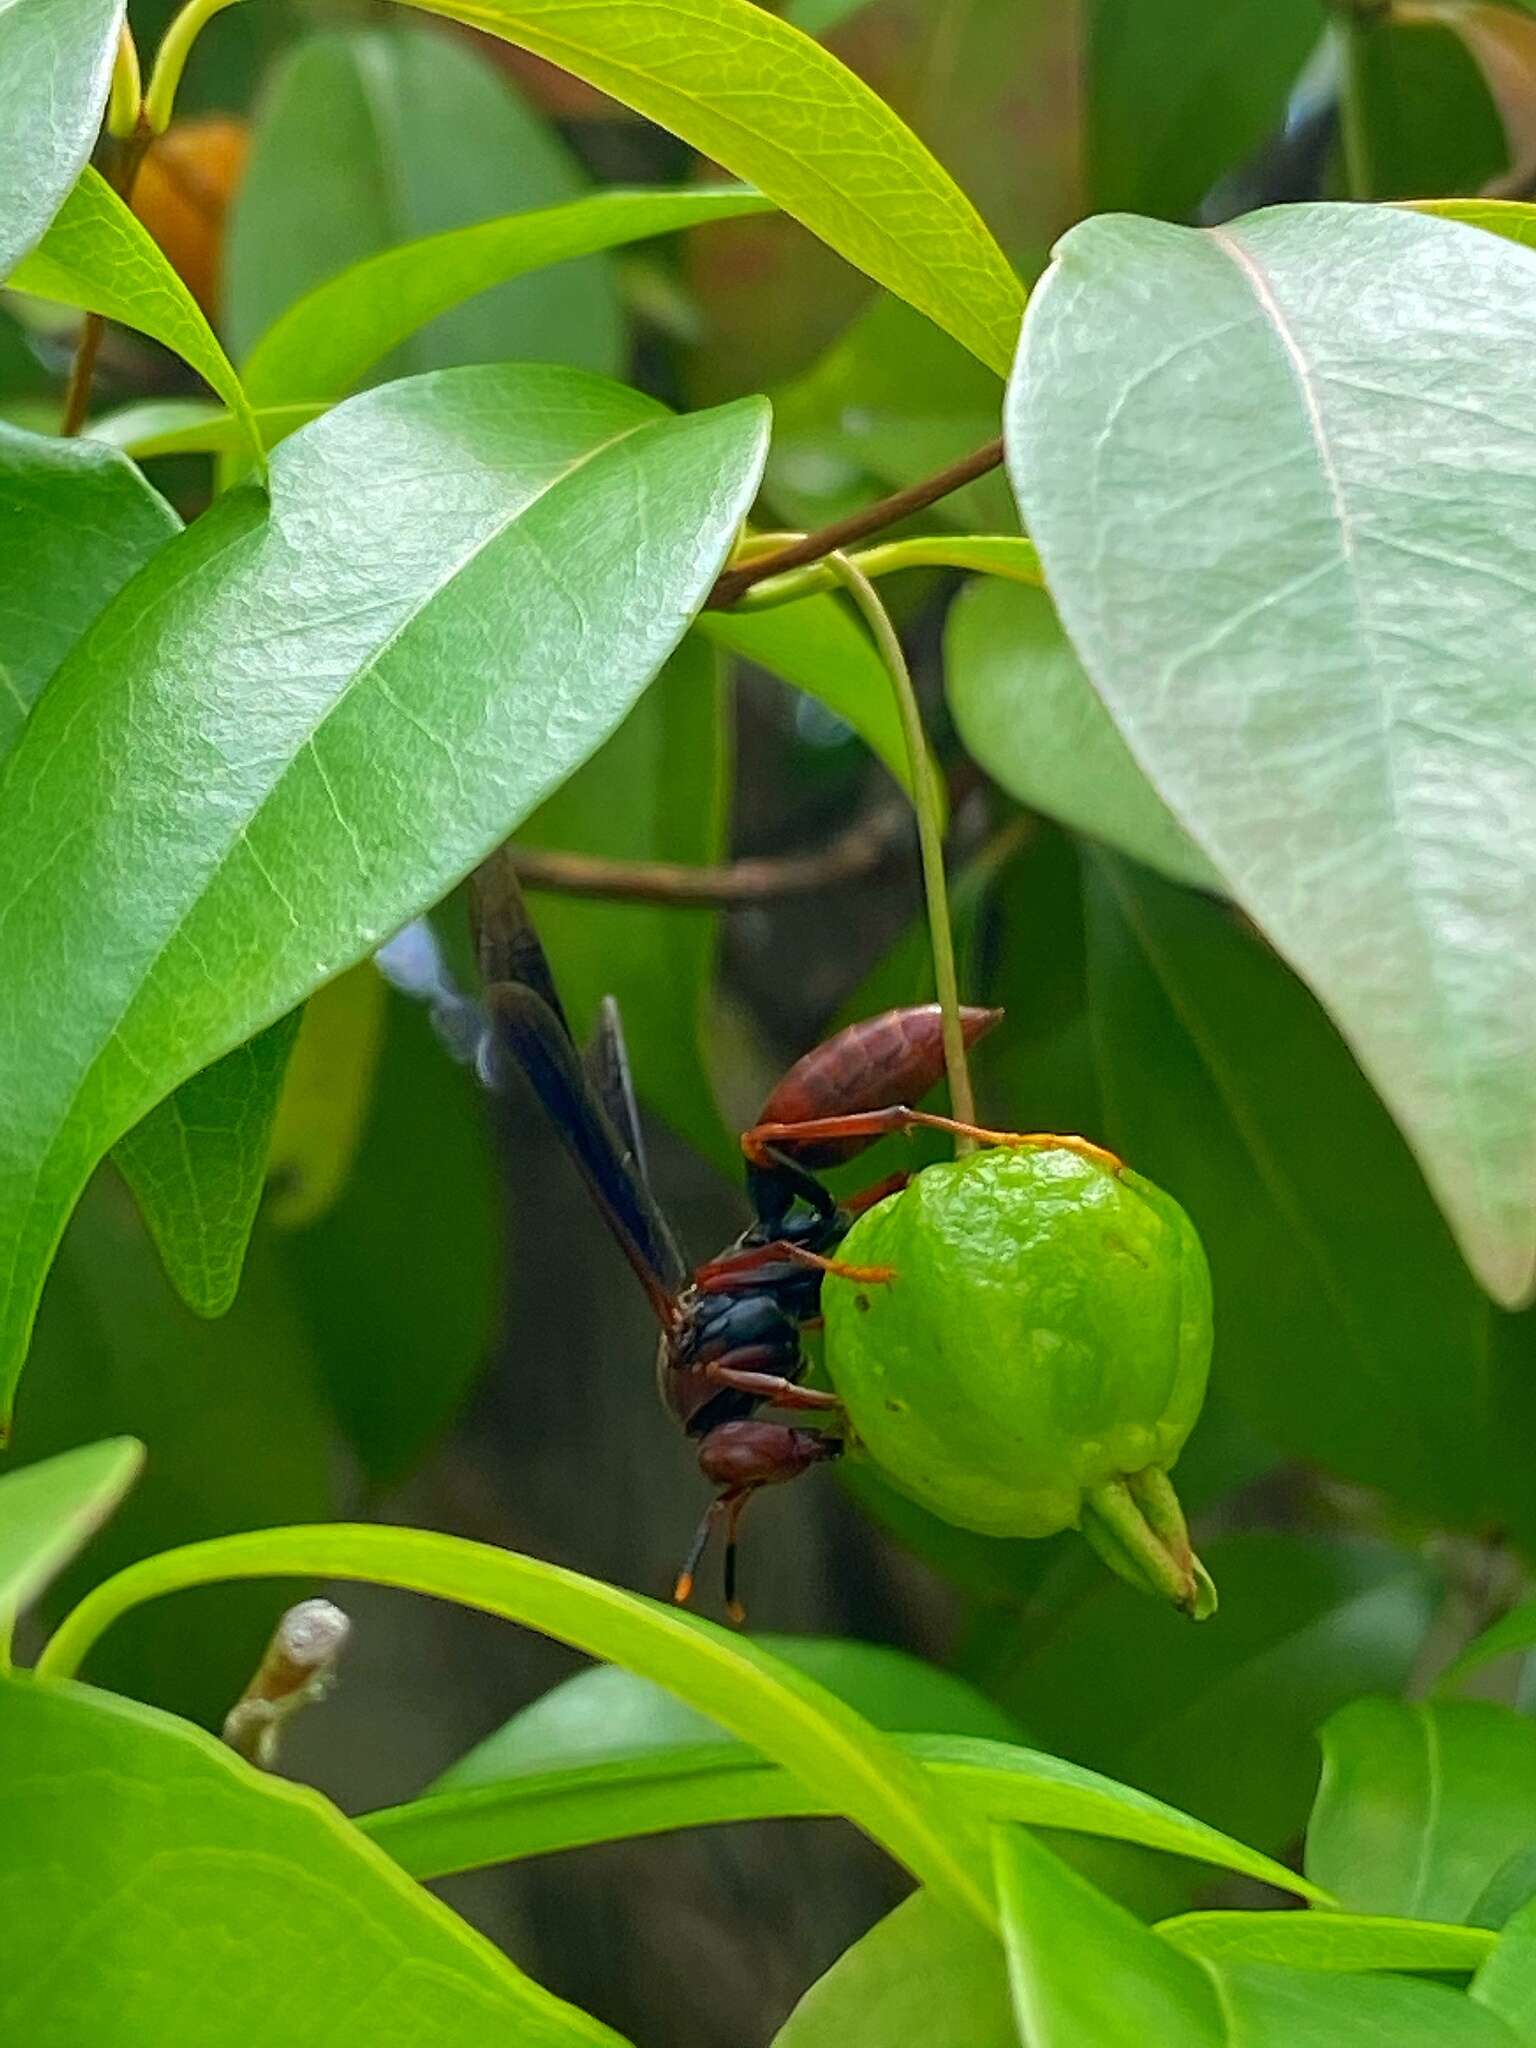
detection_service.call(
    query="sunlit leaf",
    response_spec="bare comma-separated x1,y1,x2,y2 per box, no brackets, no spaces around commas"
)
772,1890,1014,2048
0,0,122,282
1010,202,1536,1305
1160,1911,1496,1973
0,363,768,1411
0,1437,139,1622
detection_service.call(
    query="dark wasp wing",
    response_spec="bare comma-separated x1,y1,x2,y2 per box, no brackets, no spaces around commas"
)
584,994,650,1193
472,853,688,1327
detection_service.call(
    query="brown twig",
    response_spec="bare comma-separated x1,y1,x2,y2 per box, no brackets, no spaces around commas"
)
509,801,914,907
705,436,1005,609
60,125,154,436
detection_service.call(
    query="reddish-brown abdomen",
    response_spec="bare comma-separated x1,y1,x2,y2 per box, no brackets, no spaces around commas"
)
755,1004,1002,1166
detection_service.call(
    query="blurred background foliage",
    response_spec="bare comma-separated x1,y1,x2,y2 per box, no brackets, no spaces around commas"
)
8,2,1536,2042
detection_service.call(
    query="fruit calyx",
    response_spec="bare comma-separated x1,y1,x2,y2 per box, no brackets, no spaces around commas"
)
1080,1466,1217,1621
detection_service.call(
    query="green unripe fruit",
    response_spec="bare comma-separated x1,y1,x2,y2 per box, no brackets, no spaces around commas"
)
822,1144,1216,1616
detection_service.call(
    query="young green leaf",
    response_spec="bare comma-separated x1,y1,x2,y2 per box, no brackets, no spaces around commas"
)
226,24,623,377
0,0,123,282
1160,1911,1496,1974
946,581,1223,895
36,1523,996,1923
9,167,259,457
0,1675,626,2046
243,185,773,415
1414,196,1536,251
1009,203,1536,1308
1084,856,1536,1542
1307,1700,1536,1924
0,1437,140,1620
397,0,1024,374
89,397,324,457
0,363,768,1410
1474,1891,1536,2039
0,421,179,757
771,1890,1015,2048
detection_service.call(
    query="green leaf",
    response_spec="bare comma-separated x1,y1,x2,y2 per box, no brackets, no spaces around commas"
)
10,167,259,458
0,1674,626,2046
1085,0,1321,219
0,0,122,281
265,967,385,1231
12,1171,335,1724
398,0,1024,374
995,1823,1225,2044
1413,197,1536,252
1160,1911,1496,1973
0,1437,140,1621
89,397,324,457
0,419,179,756
1084,855,1536,1539
275,981,498,1489
368,1730,1322,1902
1009,202,1536,1306
1307,1700,1536,1923
772,1890,1015,2048
37,1524,997,1923
946,580,1223,895
226,24,623,379
999,1531,1436,1861
516,635,733,1168
700,595,925,803
1349,14,1508,200
0,362,768,1410
1474,1892,1536,2040
113,1015,302,1317
996,1824,1515,2047
1441,1603,1536,1692
244,185,772,415
436,1635,1025,1786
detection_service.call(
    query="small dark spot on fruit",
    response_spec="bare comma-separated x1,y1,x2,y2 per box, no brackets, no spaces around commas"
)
855,1293,871,1312
884,1398,906,1415
1102,1232,1148,1268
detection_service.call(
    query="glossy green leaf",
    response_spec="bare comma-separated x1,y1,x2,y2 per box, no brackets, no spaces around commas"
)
38,1524,997,1923
998,1531,1436,1860
1474,1892,1536,2040
276,982,498,1488
995,1823,1225,2044
1307,1701,1536,1924
89,397,323,457
437,1635,1024,1787
0,1437,139,1620
700,595,924,803
1010,202,1536,1307
0,420,178,756
1086,0,1321,219
370,1730,1322,1902
516,635,732,1168
227,24,620,377
0,362,767,1409
114,1015,301,1317
1161,1911,1496,1973
0,0,122,281
772,1890,1015,2048
946,579,1223,895
12,1171,335,1724
0,1675,626,2046
399,0,1024,374
244,185,771,414
996,1824,1514,2047
10,167,259,457
1084,855,1536,1539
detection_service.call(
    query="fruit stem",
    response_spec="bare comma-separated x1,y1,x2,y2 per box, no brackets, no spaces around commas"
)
1081,1473,1217,1620
827,550,977,1148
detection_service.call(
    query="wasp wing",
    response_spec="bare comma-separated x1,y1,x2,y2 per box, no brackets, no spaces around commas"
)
584,994,651,1194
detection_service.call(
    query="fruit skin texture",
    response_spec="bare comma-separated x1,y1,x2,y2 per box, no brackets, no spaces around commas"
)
822,1145,1212,1540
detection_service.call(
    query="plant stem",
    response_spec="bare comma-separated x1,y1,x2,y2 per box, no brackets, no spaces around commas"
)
734,534,1043,611
58,127,154,437
826,551,977,1145
707,436,1005,608
1335,6,1376,202
106,23,143,139
144,0,247,132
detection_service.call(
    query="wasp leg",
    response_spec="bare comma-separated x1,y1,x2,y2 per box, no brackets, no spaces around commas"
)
695,1240,894,1291
702,1355,843,1410
672,1492,739,1608
744,1108,1121,1173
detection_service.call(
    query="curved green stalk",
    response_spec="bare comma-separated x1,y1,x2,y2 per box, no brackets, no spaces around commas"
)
736,535,1043,610
826,551,977,1141
106,24,143,139
144,0,248,133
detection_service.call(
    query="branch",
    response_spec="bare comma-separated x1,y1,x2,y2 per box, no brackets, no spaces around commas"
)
705,436,1005,608
508,801,914,907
